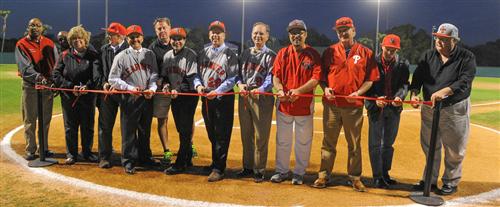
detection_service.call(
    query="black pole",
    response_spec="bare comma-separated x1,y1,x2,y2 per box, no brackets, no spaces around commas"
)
410,100,444,206
37,89,46,161
28,86,57,167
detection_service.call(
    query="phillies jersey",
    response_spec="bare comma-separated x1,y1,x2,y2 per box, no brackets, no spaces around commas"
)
321,42,379,107
273,45,322,116
239,46,276,92
108,47,158,91
161,47,198,92
197,44,238,92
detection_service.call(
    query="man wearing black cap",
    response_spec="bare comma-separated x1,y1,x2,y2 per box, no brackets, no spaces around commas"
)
410,23,476,195
270,19,321,185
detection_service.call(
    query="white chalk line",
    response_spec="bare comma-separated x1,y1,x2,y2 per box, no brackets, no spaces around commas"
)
2,101,500,206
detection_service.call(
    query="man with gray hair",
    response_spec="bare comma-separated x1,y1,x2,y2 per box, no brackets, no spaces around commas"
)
410,23,476,195
236,22,276,183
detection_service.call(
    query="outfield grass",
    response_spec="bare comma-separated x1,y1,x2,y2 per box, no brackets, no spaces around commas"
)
1,64,499,129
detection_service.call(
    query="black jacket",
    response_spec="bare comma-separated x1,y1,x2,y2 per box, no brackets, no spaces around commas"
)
93,41,129,89
52,47,100,90
365,54,410,113
409,46,476,107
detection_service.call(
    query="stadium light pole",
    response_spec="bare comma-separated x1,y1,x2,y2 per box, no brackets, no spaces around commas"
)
0,10,10,64
240,0,245,54
77,0,81,25
105,0,108,28
375,0,381,57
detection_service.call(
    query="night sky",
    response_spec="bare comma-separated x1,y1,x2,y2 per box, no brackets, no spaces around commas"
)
1,0,499,46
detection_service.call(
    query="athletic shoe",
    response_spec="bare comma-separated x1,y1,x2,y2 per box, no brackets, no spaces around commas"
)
192,145,198,158
270,172,289,183
291,174,304,185
163,150,174,164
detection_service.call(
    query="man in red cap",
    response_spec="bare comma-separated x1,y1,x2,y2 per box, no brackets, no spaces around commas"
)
194,20,238,182
364,34,410,188
161,27,200,174
108,24,159,174
312,17,379,192
410,23,476,195
94,22,128,168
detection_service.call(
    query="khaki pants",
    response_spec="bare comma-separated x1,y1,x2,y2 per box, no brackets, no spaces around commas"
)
238,95,274,173
319,102,363,180
420,98,470,186
22,81,53,154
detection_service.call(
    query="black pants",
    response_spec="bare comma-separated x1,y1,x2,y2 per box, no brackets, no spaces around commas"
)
61,93,96,159
97,94,121,161
201,94,234,173
120,95,153,166
367,106,401,179
171,94,199,167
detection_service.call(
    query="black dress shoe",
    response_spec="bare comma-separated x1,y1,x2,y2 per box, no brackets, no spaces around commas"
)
413,180,438,191
438,184,458,195
383,176,397,185
124,164,135,174
82,153,99,162
236,168,253,178
140,158,159,167
373,178,389,189
253,172,265,183
24,153,36,161
164,166,186,175
65,157,76,165
45,150,55,157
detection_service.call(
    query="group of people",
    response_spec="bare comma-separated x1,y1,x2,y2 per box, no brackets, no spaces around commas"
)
15,16,475,196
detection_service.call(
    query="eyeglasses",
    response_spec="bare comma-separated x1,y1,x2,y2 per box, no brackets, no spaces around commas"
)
28,24,42,28
289,30,305,35
171,37,185,41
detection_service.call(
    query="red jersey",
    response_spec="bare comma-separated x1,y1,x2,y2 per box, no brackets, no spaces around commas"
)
321,42,379,107
15,35,57,80
273,45,321,116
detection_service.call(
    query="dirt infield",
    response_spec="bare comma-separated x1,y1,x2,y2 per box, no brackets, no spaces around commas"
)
5,103,500,206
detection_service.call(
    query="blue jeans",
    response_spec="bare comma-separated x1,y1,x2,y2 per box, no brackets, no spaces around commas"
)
367,106,401,179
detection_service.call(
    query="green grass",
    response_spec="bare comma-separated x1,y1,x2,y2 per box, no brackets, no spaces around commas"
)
471,111,500,130
0,64,61,115
474,77,500,84
470,88,500,103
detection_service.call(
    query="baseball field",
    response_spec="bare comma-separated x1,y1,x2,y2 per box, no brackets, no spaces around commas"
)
1,64,499,206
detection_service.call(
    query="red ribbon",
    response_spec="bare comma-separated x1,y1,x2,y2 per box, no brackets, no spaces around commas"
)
35,85,432,106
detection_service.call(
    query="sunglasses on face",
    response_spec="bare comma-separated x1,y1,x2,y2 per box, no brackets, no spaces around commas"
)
171,37,185,41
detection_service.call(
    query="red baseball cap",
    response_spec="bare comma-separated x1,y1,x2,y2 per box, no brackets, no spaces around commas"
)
208,20,225,32
334,17,354,30
126,25,143,36
170,27,187,38
101,22,126,36
381,34,401,49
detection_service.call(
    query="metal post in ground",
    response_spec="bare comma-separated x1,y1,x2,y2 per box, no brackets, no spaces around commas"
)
410,100,444,206
28,87,58,167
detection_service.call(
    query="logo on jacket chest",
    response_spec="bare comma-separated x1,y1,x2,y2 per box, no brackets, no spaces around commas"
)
353,55,361,64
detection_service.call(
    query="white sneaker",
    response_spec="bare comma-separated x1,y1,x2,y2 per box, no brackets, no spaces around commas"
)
270,172,289,183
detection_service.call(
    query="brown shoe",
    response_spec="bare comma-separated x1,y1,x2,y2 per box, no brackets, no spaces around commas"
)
312,177,328,189
207,171,224,182
352,179,366,192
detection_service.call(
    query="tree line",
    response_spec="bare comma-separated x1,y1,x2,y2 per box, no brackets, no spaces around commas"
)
1,24,499,66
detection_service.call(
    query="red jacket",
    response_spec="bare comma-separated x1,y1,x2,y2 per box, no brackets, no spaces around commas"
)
15,35,58,84
321,42,379,107
273,45,321,116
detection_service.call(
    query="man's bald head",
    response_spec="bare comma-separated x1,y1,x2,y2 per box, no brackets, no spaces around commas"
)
27,18,44,39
